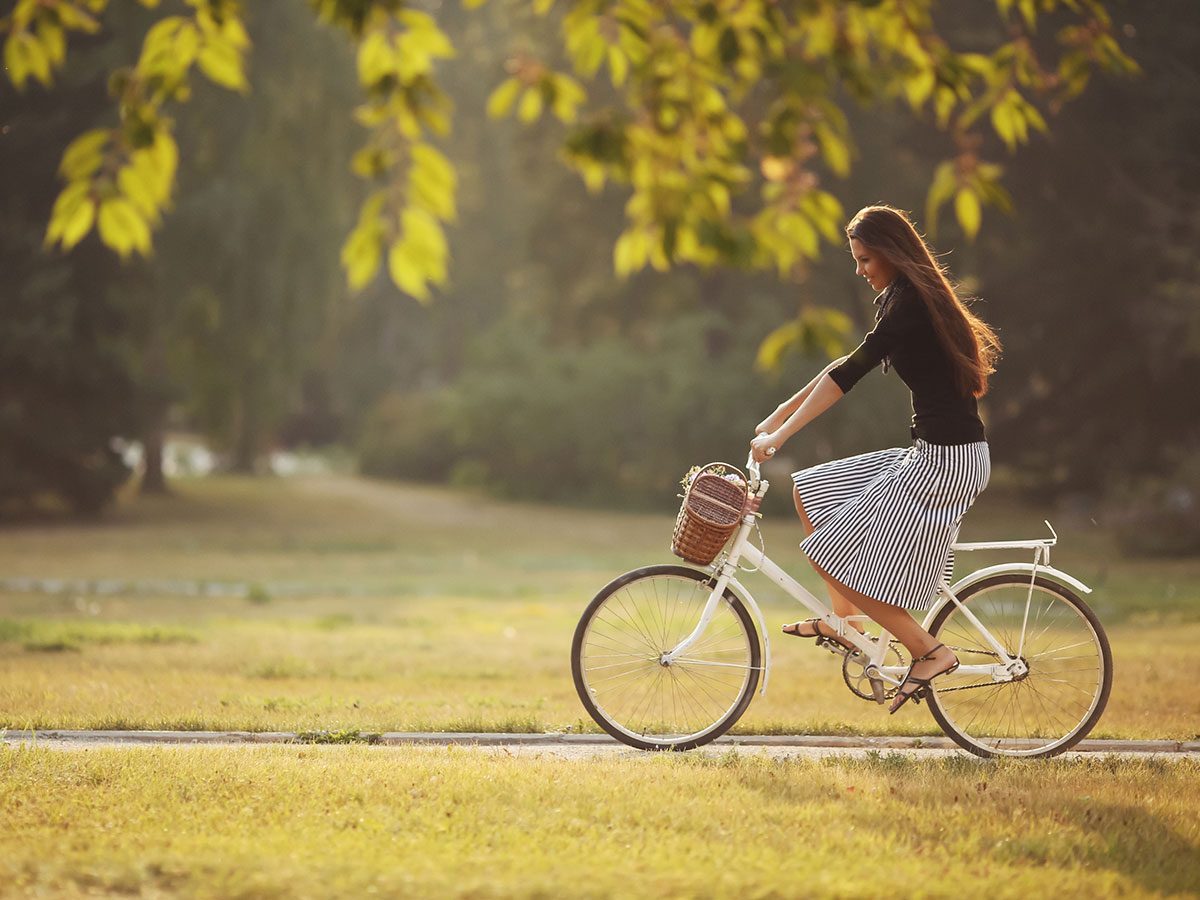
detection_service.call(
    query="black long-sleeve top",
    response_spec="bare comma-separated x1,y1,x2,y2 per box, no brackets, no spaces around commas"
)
828,277,986,445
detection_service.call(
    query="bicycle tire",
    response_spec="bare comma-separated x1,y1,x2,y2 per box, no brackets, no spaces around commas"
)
571,565,761,751
925,573,1112,759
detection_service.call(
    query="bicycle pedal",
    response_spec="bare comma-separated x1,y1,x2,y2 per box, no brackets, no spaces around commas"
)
814,636,848,657
869,677,886,705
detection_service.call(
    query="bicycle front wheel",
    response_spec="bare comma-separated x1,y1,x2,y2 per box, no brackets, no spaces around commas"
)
926,574,1112,758
571,565,761,751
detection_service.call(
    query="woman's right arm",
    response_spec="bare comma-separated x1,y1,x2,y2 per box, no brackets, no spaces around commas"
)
756,356,848,434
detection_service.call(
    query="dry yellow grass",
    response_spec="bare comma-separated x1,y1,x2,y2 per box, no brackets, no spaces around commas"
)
1,745,1197,899
0,474,1197,738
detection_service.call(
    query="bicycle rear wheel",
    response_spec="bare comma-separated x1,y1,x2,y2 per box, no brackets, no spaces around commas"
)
926,574,1112,758
571,565,761,751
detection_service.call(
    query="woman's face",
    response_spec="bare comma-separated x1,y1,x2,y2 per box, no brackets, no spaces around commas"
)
850,237,897,293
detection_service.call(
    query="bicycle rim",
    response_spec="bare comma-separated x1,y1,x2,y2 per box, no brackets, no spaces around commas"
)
928,575,1112,758
572,567,760,751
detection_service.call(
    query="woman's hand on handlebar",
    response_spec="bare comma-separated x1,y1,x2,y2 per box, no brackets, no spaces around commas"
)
749,431,781,463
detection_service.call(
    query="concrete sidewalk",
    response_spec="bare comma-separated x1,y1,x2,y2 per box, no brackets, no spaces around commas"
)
3,730,1198,756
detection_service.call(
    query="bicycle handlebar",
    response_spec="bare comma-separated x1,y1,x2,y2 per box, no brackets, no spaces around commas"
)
745,452,761,486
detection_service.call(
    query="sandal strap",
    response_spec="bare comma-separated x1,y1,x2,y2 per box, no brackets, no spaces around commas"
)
912,642,946,664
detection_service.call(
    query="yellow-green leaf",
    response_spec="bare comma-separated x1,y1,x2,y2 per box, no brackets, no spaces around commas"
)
388,238,432,302
59,197,96,249
990,96,1019,151
486,78,521,119
904,68,936,109
608,46,628,86
60,129,110,180
517,88,543,123
6,32,51,88
118,165,159,219
35,20,66,67
45,181,90,245
924,160,958,237
755,321,803,371
357,31,393,87
815,123,851,177
613,230,647,277
197,39,248,92
340,223,383,291
955,188,982,241
97,198,152,259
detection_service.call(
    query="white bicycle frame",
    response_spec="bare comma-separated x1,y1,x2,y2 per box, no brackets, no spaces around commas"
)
662,458,1093,698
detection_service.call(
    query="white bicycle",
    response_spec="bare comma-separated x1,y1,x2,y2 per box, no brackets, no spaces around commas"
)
571,456,1112,758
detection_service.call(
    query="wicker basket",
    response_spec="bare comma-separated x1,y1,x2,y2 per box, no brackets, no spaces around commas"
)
671,463,749,566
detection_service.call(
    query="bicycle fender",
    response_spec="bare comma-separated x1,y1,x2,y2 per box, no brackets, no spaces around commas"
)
948,563,1093,598
921,564,1093,630
725,575,772,697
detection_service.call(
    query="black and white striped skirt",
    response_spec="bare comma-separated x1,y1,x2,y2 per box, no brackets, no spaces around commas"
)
792,440,990,610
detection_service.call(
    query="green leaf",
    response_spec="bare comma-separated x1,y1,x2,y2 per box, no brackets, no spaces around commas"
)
955,188,982,241
486,78,521,118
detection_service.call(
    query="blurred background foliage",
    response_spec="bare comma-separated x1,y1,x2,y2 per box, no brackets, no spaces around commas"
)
1,0,1198,554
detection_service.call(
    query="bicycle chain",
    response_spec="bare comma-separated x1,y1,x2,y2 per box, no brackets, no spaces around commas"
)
926,644,1018,695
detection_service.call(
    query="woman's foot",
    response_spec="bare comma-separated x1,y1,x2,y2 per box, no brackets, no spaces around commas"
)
888,643,959,714
782,618,862,655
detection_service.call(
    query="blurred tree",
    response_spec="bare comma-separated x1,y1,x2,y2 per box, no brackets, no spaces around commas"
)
977,0,1200,498
142,0,360,473
0,35,140,513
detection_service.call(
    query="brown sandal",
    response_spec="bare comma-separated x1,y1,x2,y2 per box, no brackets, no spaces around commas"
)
782,618,860,656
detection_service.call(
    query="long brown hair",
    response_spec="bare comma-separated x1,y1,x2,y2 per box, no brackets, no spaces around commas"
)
846,205,1001,398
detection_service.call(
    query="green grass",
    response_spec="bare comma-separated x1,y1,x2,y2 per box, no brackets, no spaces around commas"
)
0,745,1197,898
0,473,1198,738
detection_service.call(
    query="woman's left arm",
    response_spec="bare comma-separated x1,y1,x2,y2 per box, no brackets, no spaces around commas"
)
750,374,845,462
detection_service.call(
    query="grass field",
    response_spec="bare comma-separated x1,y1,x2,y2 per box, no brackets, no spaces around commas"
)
1,744,1198,898
1,473,1198,739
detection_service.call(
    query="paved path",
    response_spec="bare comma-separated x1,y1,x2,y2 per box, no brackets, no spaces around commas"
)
4,731,1198,761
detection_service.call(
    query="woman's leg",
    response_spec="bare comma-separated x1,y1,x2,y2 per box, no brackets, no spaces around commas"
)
807,557,958,710
793,486,864,625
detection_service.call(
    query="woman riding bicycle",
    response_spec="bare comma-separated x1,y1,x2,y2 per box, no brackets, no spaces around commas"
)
749,205,1002,714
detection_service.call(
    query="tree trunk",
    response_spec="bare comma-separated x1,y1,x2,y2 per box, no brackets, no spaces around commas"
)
140,422,169,494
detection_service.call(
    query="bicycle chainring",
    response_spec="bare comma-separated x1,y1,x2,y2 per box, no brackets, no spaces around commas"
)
842,641,908,701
